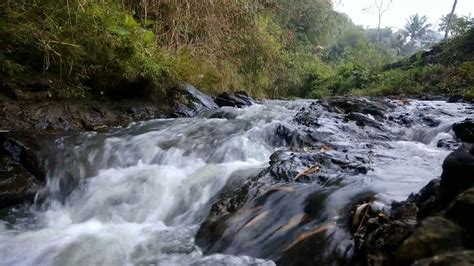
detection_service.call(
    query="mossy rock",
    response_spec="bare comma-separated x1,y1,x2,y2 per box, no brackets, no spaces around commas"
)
396,217,465,264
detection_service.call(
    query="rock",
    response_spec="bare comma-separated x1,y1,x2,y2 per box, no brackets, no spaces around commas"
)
396,217,465,264
446,188,474,232
320,97,388,121
196,149,370,259
413,250,474,265
208,110,238,119
293,102,323,128
214,91,255,108
0,150,40,208
447,95,464,103
174,84,218,117
0,132,47,182
453,119,474,143
440,143,474,202
346,112,383,129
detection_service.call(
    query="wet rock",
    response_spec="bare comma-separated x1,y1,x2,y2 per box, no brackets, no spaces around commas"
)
437,139,460,150
293,102,324,128
320,97,388,121
1,132,47,182
396,217,465,264
453,118,474,143
440,143,474,202
346,112,383,129
0,150,40,208
413,250,474,265
174,84,218,117
447,95,464,103
214,91,254,108
208,110,238,119
196,149,370,259
446,188,474,232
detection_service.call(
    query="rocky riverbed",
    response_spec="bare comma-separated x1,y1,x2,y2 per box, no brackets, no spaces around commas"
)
0,88,472,265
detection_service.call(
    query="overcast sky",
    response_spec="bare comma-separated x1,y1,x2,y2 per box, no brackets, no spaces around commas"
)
334,0,473,30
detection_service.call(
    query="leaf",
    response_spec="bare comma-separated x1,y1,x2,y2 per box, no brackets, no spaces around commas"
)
244,211,269,228
293,165,320,181
284,223,337,251
277,213,307,233
352,203,371,233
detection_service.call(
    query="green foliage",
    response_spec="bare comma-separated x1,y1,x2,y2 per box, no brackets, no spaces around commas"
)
439,14,474,38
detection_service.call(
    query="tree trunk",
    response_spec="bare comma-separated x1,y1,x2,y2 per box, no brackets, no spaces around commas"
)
377,13,382,43
444,0,458,40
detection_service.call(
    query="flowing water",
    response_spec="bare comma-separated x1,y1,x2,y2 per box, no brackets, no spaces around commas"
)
0,99,471,265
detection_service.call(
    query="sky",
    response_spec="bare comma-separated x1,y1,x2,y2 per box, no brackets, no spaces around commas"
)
334,0,474,30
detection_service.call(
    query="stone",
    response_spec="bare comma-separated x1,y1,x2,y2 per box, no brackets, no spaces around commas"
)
0,151,40,208
440,143,474,202
446,188,474,233
214,91,255,108
413,250,474,266
396,217,465,264
453,119,474,143
174,84,218,117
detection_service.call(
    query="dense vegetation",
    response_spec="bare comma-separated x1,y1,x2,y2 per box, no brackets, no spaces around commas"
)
0,0,473,101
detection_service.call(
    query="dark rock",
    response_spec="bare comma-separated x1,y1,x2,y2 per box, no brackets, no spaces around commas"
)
0,150,40,208
453,119,474,143
174,84,218,117
208,110,238,119
293,102,323,128
0,132,47,182
196,149,370,258
214,91,254,108
446,188,474,233
447,95,464,103
437,138,460,150
346,112,383,129
413,250,474,265
320,97,388,120
440,143,474,202
396,217,465,264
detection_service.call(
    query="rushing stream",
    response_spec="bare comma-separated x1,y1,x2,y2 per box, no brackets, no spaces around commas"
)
0,99,471,265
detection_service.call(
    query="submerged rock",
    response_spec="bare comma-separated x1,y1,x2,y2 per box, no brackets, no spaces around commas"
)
214,91,254,108
196,148,370,262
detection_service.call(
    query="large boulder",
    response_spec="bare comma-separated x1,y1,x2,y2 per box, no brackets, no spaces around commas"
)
396,217,465,264
174,84,218,117
440,143,474,202
214,91,254,108
0,151,40,208
453,118,474,143
0,132,47,182
446,188,474,233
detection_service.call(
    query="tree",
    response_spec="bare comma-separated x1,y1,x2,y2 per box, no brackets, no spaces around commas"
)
444,0,458,40
402,14,433,46
439,14,474,38
363,0,393,43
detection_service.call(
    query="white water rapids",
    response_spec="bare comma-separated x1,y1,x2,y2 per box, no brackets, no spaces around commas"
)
0,100,471,265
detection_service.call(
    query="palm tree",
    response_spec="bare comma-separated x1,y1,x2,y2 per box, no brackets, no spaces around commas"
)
402,14,432,44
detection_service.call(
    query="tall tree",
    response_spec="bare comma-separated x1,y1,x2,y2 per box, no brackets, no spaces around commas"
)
403,14,433,46
364,0,393,43
444,0,458,40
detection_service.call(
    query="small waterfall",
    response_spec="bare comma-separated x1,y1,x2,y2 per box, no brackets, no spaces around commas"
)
0,99,470,265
